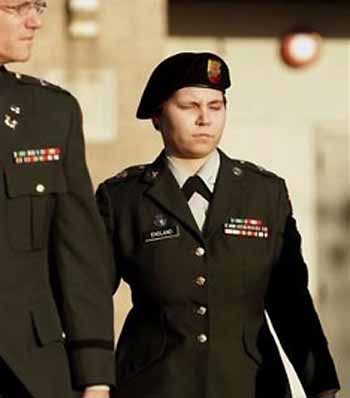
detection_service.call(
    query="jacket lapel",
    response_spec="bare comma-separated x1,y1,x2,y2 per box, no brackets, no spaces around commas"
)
0,72,30,161
143,152,203,241
202,150,248,240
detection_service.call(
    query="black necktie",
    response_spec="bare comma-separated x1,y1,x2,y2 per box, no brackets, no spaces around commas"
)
182,176,212,202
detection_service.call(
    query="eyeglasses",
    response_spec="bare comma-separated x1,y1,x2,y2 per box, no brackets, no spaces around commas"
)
0,1,48,17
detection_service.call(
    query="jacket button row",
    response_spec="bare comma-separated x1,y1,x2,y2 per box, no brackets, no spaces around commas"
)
196,306,207,316
36,184,46,193
194,247,205,257
195,276,206,286
197,334,208,344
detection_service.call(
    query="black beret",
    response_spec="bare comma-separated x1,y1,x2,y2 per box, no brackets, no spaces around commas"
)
136,52,231,119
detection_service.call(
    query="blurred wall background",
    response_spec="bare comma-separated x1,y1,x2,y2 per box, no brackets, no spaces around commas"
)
13,1,349,396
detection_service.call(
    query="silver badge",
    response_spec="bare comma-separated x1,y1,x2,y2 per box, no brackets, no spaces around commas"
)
153,214,168,228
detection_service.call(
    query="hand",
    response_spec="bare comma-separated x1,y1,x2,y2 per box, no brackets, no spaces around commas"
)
81,388,110,398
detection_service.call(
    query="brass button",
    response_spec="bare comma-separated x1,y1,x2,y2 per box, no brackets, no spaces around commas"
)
195,276,206,287
197,334,208,344
36,184,45,193
196,306,207,316
195,247,205,257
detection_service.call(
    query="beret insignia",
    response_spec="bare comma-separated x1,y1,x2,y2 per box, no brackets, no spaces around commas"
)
207,59,222,84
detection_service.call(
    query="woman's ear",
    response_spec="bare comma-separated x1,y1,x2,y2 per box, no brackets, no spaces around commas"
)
151,117,159,131
151,109,162,131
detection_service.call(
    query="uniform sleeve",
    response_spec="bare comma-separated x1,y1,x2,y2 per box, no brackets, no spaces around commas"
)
95,182,121,294
265,180,340,397
51,96,116,389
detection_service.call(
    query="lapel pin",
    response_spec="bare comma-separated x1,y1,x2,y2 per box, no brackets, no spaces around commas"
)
4,114,18,130
10,105,21,115
151,170,159,179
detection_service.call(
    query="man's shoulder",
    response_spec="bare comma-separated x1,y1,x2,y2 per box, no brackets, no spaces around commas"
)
11,71,73,97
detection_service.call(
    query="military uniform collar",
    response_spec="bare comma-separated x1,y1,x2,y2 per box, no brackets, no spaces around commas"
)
0,65,20,85
142,152,165,184
165,149,220,192
0,64,8,78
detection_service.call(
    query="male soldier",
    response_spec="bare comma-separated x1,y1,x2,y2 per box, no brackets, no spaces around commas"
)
0,1,114,397
96,52,340,398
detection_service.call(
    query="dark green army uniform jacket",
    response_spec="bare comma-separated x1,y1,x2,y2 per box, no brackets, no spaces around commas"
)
96,149,340,398
0,66,115,397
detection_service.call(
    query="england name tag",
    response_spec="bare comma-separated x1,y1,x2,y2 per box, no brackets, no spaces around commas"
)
223,217,269,239
144,224,180,243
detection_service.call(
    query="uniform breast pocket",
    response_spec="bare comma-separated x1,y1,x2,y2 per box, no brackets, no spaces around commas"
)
4,164,67,251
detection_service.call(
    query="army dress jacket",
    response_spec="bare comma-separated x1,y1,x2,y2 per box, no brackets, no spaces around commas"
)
96,149,340,398
0,67,115,397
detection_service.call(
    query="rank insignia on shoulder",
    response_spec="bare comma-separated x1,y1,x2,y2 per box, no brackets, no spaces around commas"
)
235,159,278,179
13,147,61,164
223,217,269,238
144,224,180,243
232,166,243,177
114,165,146,180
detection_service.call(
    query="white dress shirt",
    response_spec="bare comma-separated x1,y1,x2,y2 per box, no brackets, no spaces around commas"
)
166,149,220,231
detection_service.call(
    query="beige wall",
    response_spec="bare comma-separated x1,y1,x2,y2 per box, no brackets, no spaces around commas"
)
13,1,349,396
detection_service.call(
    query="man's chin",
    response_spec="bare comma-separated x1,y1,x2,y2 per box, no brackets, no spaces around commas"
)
18,54,32,63
13,49,32,63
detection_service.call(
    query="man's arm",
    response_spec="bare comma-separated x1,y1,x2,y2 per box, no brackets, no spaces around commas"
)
265,180,340,397
52,95,115,390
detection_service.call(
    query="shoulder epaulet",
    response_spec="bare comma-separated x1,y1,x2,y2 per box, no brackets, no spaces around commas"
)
104,164,148,185
234,159,279,179
14,72,71,95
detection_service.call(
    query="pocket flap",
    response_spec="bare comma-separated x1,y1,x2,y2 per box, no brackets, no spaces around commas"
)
116,309,167,383
4,163,67,198
31,300,64,346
